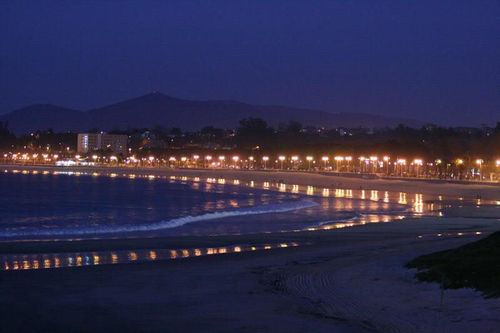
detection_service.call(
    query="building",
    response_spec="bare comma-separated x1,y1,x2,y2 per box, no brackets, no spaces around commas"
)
77,133,128,154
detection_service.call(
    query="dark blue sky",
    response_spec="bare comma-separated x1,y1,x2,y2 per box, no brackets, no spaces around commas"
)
1,1,499,125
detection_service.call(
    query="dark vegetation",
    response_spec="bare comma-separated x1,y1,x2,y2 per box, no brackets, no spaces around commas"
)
1,119,499,161
407,232,500,298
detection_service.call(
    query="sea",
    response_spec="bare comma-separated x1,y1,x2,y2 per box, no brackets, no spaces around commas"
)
0,171,407,241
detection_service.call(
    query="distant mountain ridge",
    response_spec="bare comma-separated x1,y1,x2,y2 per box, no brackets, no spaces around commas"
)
1,92,424,134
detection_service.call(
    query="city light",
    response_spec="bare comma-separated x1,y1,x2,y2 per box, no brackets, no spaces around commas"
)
3,149,498,181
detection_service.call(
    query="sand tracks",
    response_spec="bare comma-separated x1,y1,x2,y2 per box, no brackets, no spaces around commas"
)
265,240,500,333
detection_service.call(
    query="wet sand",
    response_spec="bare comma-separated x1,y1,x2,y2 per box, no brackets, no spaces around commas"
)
2,164,499,200
1,165,499,332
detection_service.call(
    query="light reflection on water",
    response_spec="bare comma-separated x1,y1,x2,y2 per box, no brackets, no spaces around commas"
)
0,242,299,271
3,168,469,229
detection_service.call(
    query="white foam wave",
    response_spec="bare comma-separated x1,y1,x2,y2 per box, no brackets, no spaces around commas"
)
0,200,318,238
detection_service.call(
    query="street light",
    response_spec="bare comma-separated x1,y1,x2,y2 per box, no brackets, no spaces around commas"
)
383,156,390,174
306,156,313,170
370,156,378,172
359,156,366,172
334,156,344,171
413,159,423,177
345,156,352,172
262,156,269,169
232,155,239,168
321,156,329,169
397,159,406,176
476,159,483,180
278,155,286,170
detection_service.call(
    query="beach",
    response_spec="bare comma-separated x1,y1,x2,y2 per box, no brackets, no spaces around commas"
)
1,165,499,332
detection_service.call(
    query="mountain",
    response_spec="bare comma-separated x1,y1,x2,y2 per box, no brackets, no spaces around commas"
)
0,104,85,134
1,92,424,134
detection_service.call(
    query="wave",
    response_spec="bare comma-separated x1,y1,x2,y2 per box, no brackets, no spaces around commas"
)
0,200,319,239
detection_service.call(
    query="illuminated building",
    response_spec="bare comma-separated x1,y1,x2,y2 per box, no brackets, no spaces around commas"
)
77,133,128,154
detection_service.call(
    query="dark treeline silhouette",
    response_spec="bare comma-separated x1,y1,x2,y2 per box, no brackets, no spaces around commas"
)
1,119,499,160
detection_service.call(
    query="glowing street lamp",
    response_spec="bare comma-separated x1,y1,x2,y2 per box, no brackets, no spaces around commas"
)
262,156,269,169
169,157,176,167
278,155,286,170
232,155,239,168
345,156,352,172
413,159,423,177
334,156,344,171
247,156,254,169
369,156,378,172
476,159,483,180
383,156,390,174
306,156,313,170
321,156,329,169
359,156,366,172
396,158,406,176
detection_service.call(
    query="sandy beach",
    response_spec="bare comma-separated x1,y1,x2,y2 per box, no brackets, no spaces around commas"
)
1,165,499,332
2,164,499,200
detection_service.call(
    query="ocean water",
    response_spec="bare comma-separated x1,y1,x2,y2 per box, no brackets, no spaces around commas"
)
0,172,406,240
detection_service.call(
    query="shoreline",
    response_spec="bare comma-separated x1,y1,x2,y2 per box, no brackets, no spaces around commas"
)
2,163,499,200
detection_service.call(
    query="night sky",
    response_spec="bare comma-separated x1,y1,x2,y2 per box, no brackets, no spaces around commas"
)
1,1,498,126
